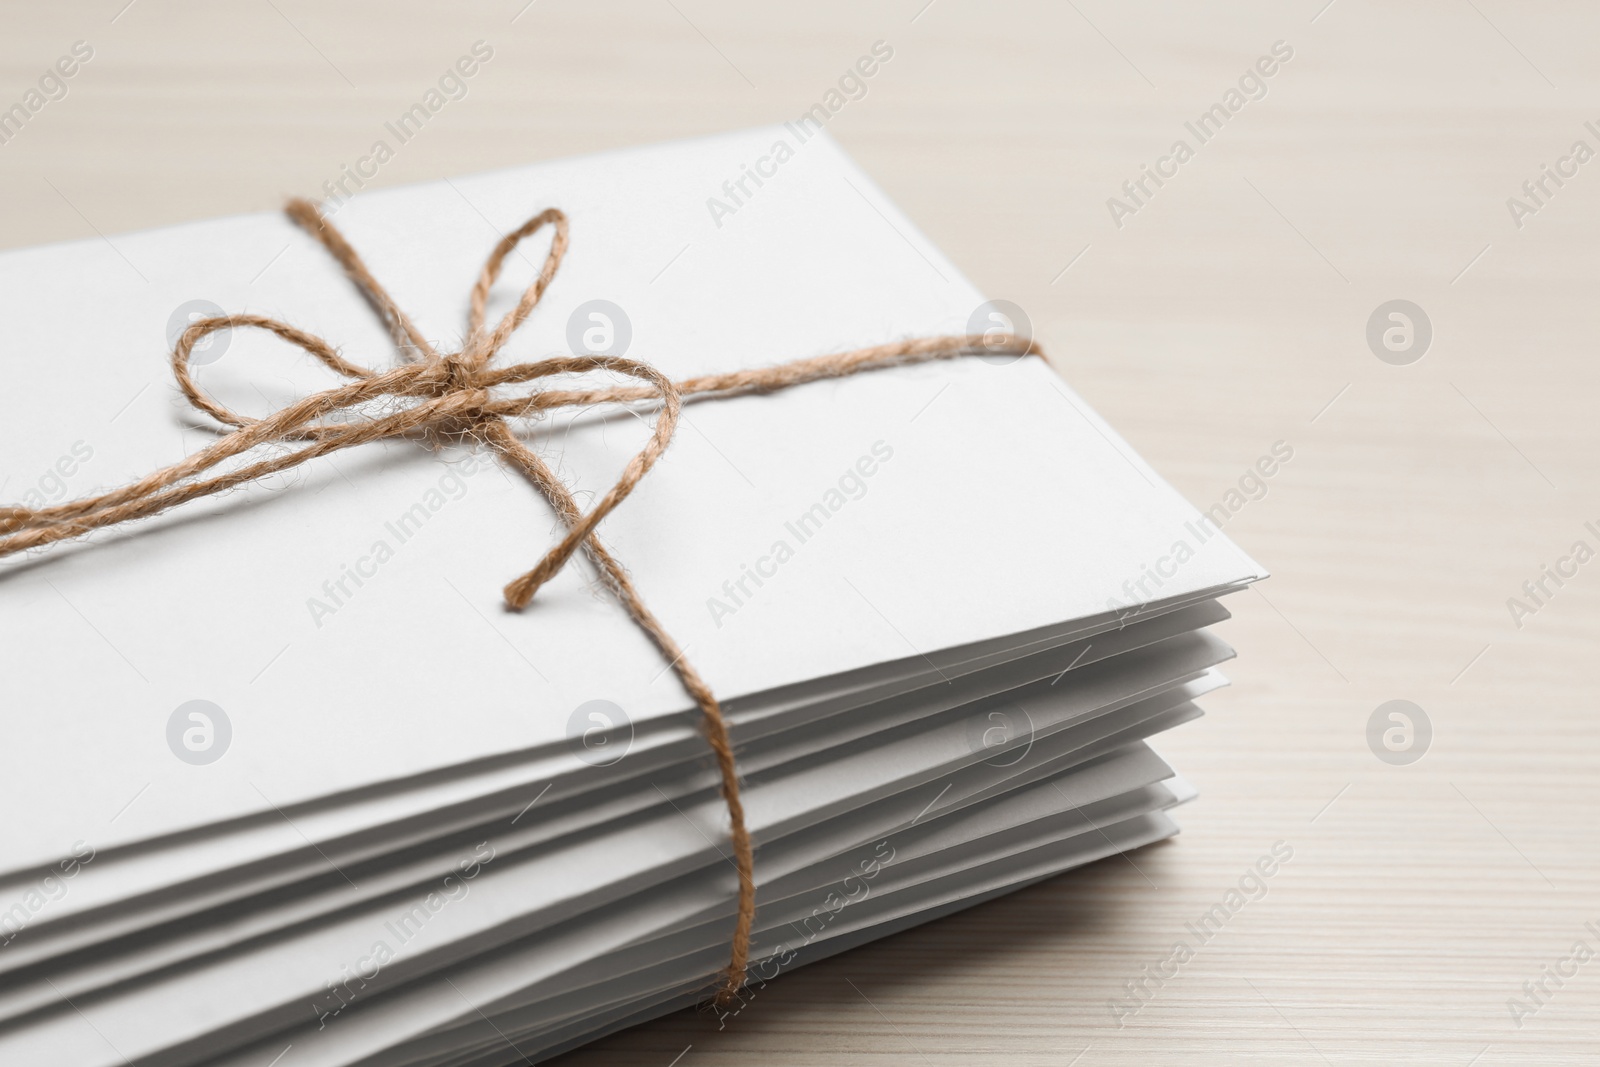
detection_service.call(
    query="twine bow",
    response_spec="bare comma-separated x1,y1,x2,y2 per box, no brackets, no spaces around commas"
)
0,198,1039,1002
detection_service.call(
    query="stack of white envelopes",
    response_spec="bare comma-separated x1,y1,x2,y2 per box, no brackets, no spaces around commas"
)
0,127,1264,1066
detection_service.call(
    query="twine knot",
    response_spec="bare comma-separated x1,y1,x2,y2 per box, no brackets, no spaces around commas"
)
0,196,1039,1003
434,352,482,393
417,352,494,440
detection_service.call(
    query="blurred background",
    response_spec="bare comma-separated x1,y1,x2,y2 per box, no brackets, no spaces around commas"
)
4,2,1598,1063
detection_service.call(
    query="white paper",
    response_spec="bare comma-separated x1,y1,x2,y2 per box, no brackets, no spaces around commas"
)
1,127,1263,873
0,654,1225,1064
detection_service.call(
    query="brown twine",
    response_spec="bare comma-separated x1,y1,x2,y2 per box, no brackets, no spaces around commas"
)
0,199,1040,1003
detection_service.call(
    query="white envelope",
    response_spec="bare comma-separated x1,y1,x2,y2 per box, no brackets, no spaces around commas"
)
0,126,1263,874
0,597,1227,986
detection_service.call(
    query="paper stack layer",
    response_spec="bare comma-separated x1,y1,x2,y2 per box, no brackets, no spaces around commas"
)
0,127,1264,1065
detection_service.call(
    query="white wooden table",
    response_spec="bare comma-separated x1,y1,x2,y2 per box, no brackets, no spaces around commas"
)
4,2,1596,1062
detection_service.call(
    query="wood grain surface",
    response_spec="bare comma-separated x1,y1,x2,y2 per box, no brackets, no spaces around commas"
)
3,2,1597,1063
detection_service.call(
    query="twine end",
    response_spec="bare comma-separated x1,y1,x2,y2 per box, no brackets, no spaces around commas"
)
502,574,540,612
503,554,564,612
711,971,747,1009
285,197,324,229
